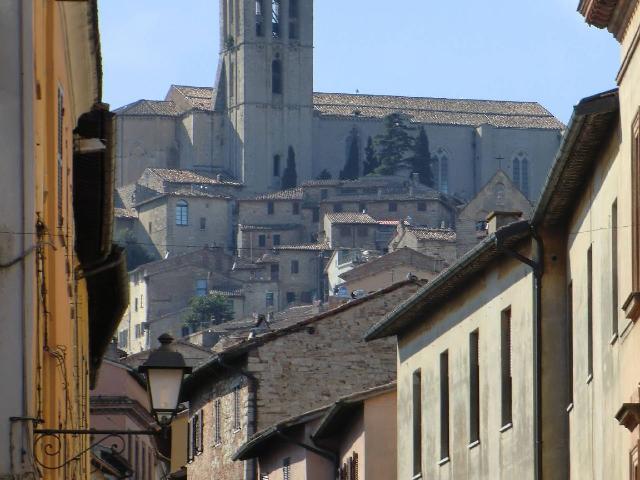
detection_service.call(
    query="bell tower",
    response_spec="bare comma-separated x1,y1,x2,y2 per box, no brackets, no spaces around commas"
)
214,0,314,192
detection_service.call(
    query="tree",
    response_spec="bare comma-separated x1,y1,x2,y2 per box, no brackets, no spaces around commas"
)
410,126,435,187
281,146,298,189
339,130,360,180
317,169,332,180
362,136,379,176
373,113,415,175
183,294,234,330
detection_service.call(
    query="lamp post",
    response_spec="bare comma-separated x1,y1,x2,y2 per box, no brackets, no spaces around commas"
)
24,333,191,471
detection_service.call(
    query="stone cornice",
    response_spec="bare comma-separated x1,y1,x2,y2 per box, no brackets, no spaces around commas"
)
579,0,636,41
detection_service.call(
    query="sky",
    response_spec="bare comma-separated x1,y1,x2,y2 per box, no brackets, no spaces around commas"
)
99,0,620,123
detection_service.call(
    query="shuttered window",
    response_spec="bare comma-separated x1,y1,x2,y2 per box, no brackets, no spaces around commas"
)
233,386,241,430
412,369,422,476
57,87,64,227
587,246,594,380
440,351,450,460
501,307,513,427
214,399,222,444
469,330,480,444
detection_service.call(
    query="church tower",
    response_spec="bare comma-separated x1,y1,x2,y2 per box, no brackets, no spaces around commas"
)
214,0,314,192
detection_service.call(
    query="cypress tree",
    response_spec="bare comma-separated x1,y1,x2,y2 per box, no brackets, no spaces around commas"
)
317,169,332,180
281,146,298,189
373,113,414,175
363,136,379,176
339,132,360,180
410,126,435,187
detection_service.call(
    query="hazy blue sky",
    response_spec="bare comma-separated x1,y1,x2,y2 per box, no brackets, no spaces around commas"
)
99,0,620,123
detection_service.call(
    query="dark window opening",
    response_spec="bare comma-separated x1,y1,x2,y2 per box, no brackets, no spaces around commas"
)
267,201,275,215
440,351,450,460
293,202,300,214
272,59,283,94
612,200,619,337
270,264,279,280
272,0,281,38
469,330,480,444
273,154,281,177
266,292,274,307
412,369,422,477
258,234,267,247
199,217,206,230
567,282,574,407
233,386,241,430
273,234,281,246
291,260,299,274
501,307,513,427
587,246,593,380
286,291,296,304
320,189,328,200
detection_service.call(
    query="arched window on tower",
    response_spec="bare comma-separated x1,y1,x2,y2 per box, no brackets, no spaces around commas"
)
176,200,189,226
272,0,281,38
272,59,283,95
512,151,529,197
434,148,449,194
255,0,264,36
289,0,299,39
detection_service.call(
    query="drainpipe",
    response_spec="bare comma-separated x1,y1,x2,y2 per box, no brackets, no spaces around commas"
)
218,358,258,480
495,226,543,480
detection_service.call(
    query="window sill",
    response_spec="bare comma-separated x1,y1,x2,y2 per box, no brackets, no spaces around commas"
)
467,440,480,450
438,457,450,467
586,374,593,385
499,423,513,433
609,332,619,345
411,474,423,480
622,291,640,320
566,403,574,413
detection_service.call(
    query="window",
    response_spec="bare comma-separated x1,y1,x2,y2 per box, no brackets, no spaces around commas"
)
134,298,139,312
255,0,264,36
292,202,300,215
200,217,206,230
333,203,343,213
233,386,241,430
469,330,480,444
181,325,190,338
587,246,593,380
270,264,279,280
631,444,639,480
267,201,275,215
273,234,281,246
352,452,359,480
272,0,280,38
229,62,235,98
417,201,426,212
272,59,282,94
258,234,267,247
434,148,449,193
312,208,320,223
567,282,574,407
266,291,274,307
118,330,128,348
320,189,328,200
412,369,422,477
512,151,530,197
291,260,299,274
612,199,619,338
148,221,152,233
357,226,368,237
501,307,513,427
140,294,144,309
440,351,450,460
283,458,290,480
633,112,640,296
288,0,299,40
339,225,351,237
191,411,203,455
388,201,398,212
358,202,367,213
176,200,189,225
196,279,207,297
57,87,64,227
273,154,281,177
214,399,222,445
286,292,296,304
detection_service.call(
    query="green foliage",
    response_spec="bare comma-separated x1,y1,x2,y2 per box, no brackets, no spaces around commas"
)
317,169,332,180
410,126,435,187
183,294,234,330
281,146,298,189
362,136,379,176
120,230,155,271
339,131,360,180
373,114,415,175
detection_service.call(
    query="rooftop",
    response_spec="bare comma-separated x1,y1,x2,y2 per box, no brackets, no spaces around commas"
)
146,168,241,186
404,226,457,242
325,212,378,225
170,85,215,110
247,188,304,201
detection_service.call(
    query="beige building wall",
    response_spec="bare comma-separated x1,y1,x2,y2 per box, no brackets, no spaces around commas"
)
397,257,537,479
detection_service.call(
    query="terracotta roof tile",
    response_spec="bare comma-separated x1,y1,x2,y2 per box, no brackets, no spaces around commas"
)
325,212,377,224
147,168,241,185
406,226,457,242
171,85,215,110
249,188,304,201
114,100,180,116
274,241,331,251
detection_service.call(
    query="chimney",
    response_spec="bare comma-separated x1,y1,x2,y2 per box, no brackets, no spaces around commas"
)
486,211,523,234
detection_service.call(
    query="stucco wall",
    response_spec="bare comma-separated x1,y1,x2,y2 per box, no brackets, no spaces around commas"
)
363,390,397,480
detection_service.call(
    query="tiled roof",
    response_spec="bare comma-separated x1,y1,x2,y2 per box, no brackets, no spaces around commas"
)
114,207,138,219
171,85,214,110
321,192,442,202
210,288,244,298
238,224,302,231
147,168,235,184
325,212,377,224
114,100,180,116
114,184,138,218
249,188,304,201
313,92,564,130
406,226,457,242
274,241,331,251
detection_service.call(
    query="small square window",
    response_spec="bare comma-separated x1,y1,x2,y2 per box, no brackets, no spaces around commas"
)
200,217,206,230
273,234,281,246
267,202,275,215
266,292,274,307
389,202,398,212
286,292,296,304
358,203,366,213
258,235,267,247
291,260,299,274
293,202,300,215
271,264,279,280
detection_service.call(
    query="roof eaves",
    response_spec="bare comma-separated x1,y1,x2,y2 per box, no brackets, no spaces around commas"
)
364,220,531,341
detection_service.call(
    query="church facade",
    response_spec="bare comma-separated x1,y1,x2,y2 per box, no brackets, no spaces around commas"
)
114,0,564,201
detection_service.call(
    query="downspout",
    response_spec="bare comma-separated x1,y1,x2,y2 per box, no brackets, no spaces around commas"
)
218,358,258,480
274,429,340,477
495,226,543,480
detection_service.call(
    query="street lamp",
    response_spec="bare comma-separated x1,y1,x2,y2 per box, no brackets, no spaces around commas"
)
138,333,192,427
22,333,192,471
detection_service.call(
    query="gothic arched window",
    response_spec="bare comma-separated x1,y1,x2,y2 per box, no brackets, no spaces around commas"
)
176,200,189,226
512,151,529,197
272,59,283,95
272,0,281,38
434,148,449,194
